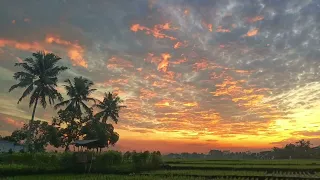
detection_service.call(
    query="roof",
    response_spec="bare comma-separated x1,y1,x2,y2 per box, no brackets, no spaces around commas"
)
72,139,98,145
0,140,24,146
0,140,12,144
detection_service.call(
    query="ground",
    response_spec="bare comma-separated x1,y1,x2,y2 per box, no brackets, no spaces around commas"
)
4,159,320,180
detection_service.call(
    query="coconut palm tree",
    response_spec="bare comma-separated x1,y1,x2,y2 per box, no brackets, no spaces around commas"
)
54,76,96,118
9,51,68,151
95,92,126,124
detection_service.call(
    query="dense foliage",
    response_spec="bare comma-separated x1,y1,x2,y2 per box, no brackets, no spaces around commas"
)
0,151,163,176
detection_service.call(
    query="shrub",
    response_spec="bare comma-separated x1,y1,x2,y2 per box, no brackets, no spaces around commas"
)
150,151,163,168
123,151,132,162
94,151,122,168
0,150,163,176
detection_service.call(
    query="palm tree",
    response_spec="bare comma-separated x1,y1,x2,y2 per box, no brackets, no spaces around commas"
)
54,76,96,118
95,92,126,123
9,51,68,151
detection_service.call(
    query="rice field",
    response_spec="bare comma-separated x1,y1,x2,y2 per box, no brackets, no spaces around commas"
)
3,159,320,180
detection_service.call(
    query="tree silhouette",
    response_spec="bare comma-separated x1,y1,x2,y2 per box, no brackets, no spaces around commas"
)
81,120,119,152
95,92,126,123
54,76,96,118
52,109,85,151
5,120,58,152
9,51,68,151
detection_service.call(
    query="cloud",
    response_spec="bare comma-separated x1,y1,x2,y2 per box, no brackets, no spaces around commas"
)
0,39,45,52
45,35,88,68
2,117,24,128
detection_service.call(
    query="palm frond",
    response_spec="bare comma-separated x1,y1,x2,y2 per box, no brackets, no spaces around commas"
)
29,88,41,107
39,94,47,108
13,71,35,80
80,101,92,115
84,97,97,104
110,114,118,124
14,63,36,75
94,111,105,120
54,100,71,109
24,57,35,65
46,66,68,77
9,80,33,92
18,83,34,103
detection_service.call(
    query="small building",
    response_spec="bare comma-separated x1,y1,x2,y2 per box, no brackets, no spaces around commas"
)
312,146,320,150
71,139,99,151
0,140,24,153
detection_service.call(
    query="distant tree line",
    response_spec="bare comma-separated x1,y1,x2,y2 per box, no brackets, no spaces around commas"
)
165,139,320,160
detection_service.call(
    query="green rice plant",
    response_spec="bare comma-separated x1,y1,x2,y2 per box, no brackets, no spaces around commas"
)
164,159,320,165
168,163,320,170
144,170,267,177
4,174,207,180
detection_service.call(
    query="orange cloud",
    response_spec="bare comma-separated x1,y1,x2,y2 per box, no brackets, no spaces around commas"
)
155,100,170,107
202,21,213,32
216,26,231,33
45,35,87,68
174,42,182,49
104,78,129,86
164,71,175,80
210,71,280,122
107,56,134,70
140,88,157,99
152,81,168,88
157,53,171,72
173,41,188,49
246,28,259,37
184,9,190,16
68,50,87,68
247,16,264,23
0,39,45,52
235,70,252,74
130,23,177,40
193,59,208,71
183,102,198,107
208,24,213,32
145,53,162,65
171,56,187,65
2,117,24,128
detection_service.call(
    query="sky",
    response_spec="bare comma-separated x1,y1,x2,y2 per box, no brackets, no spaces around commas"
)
0,0,320,153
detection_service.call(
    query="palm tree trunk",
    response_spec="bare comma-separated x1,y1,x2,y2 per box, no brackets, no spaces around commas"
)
26,96,39,152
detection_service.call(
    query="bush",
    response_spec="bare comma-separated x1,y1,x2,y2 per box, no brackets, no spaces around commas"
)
123,151,131,162
0,150,163,176
150,151,163,168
